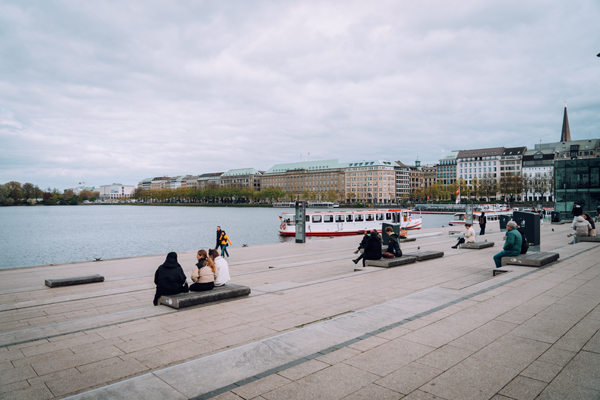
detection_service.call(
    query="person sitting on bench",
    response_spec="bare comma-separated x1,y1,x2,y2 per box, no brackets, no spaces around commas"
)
153,252,189,306
399,228,408,239
452,223,475,248
353,229,382,266
190,250,216,292
209,249,230,286
385,227,402,257
493,221,522,268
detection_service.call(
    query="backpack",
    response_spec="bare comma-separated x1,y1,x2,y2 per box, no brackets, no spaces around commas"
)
517,227,528,254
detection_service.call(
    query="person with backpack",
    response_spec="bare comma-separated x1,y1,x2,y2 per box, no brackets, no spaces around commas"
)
218,229,233,258
479,212,487,235
384,227,402,257
493,221,522,268
517,226,529,254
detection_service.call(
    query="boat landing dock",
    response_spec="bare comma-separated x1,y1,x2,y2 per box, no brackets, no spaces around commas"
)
1,222,599,399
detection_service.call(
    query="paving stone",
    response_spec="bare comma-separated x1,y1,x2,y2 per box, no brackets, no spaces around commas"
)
553,318,600,352
498,375,547,400
537,347,577,367
448,320,518,352
0,384,54,400
341,383,401,400
422,357,518,400
316,347,362,365
0,365,37,385
402,390,449,399
549,350,600,392
375,326,412,340
232,374,292,399
471,335,551,371
376,361,443,394
536,382,600,400
277,359,329,381
520,360,564,383
415,345,473,371
347,336,389,352
344,339,436,377
582,329,600,354
0,379,31,394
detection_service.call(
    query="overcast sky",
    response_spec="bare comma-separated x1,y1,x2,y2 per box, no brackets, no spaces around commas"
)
1,1,598,190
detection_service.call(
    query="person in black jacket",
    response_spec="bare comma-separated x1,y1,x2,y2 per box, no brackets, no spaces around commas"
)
572,203,583,217
356,229,383,267
153,252,189,306
385,227,402,257
479,212,487,235
215,226,223,251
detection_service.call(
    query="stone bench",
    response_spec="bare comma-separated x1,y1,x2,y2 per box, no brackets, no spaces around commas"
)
577,236,600,242
404,250,444,261
45,274,105,288
159,283,251,309
461,242,494,249
501,252,560,267
399,238,416,243
365,256,418,268
493,269,509,276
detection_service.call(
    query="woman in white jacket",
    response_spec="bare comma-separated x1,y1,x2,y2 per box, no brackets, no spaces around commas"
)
569,215,591,244
452,223,476,248
209,249,231,286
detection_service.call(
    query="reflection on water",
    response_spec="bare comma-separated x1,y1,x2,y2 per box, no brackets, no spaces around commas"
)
0,206,454,269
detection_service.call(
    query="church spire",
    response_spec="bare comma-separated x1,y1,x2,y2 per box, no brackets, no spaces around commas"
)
560,102,571,142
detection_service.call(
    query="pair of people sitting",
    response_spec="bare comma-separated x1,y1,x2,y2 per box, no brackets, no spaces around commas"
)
568,213,595,244
352,227,402,266
153,249,231,306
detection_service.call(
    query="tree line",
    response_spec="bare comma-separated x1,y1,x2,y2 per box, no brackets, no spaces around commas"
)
0,181,99,206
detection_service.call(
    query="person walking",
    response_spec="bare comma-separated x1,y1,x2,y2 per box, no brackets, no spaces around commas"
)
219,230,232,258
215,226,223,251
479,212,487,235
153,252,189,306
493,221,522,268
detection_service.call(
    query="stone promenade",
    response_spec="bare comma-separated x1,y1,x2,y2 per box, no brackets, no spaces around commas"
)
1,221,599,400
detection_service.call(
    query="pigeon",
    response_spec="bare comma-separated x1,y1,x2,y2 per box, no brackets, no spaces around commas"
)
94,257,102,261
417,246,420,250
242,244,248,247
552,229,554,232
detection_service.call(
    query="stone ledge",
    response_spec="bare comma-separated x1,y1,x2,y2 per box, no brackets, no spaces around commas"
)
404,250,444,261
577,236,600,242
365,256,417,268
461,242,494,249
159,283,251,309
399,238,416,243
45,274,105,288
501,252,560,267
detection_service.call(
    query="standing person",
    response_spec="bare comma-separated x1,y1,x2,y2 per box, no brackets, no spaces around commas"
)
219,230,233,258
215,226,223,251
479,212,487,235
190,250,216,292
385,227,402,257
209,249,230,286
451,223,475,249
352,231,371,264
153,252,189,306
493,221,522,268
584,213,597,237
356,229,382,267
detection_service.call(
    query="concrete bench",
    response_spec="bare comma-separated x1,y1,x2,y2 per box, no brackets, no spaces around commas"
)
399,238,416,243
45,274,104,288
577,236,600,242
501,252,559,267
404,250,444,261
159,283,251,309
493,269,509,276
365,256,417,268
461,242,494,249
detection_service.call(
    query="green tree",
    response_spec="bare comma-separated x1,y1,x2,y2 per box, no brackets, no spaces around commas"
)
22,183,35,199
0,184,10,205
5,181,23,200
325,189,338,203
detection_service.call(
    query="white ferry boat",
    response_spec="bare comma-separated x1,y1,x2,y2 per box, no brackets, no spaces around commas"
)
278,209,422,236
273,202,296,208
308,201,335,208
448,210,512,226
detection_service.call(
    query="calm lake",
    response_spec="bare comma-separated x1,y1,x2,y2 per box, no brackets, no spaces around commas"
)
0,206,454,269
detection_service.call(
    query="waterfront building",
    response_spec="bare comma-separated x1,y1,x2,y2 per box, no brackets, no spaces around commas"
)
408,159,424,196
394,161,411,201
182,175,199,189
99,183,136,201
138,178,153,190
69,185,97,195
554,157,600,219
168,176,183,189
150,177,170,190
345,160,395,204
499,147,527,178
220,168,263,191
457,147,504,186
422,164,437,190
522,145,555,202
198,172,223,189
262,159,345,200
437,151,459,185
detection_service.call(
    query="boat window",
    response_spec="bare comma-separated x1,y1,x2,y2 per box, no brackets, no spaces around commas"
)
376,213,384,221
312,215,322,223
385,213,392,220
365,214,374,221
323,215,333,223
335,215,344,223
306,215,310,222
346,215,353,222
355,214,364,222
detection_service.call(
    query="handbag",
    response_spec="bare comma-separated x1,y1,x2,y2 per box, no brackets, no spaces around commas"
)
382,252,395,258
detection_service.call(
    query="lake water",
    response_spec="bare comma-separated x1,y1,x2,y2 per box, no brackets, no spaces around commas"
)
0,206,454,269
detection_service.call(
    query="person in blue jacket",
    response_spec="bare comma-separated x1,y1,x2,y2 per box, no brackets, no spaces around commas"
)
493,221,522,268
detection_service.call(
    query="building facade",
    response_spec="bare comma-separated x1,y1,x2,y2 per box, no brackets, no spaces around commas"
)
437,151,458,185
345,160,396,204
220,168,262,191
99,184,136,201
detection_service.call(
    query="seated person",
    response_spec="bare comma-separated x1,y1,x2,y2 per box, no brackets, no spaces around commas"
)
209,249,231,286
153,252,189,306
354,229,382,266
452,223,475,248
399,228,408,239
190,250,216,292
385,227,402,257
569,215,591,244
493,221,522,268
